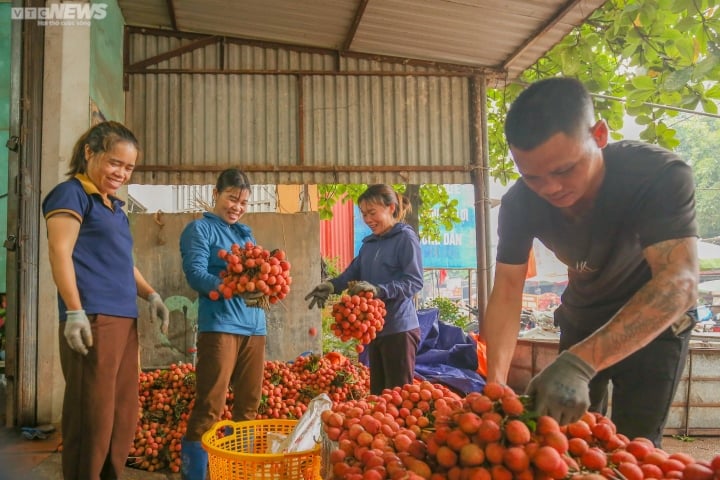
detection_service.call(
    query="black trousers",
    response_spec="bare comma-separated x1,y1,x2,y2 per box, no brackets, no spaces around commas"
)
560,325,691,447
367,328,421,395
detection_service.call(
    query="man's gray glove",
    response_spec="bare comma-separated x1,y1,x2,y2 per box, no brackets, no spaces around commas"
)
242,290,265,307
148,292,170,335
348,281,378,297
304,281,334,309
65,309,93,355
525,350,596,425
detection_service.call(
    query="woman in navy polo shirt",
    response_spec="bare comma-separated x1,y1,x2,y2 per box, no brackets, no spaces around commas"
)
42,121,170,480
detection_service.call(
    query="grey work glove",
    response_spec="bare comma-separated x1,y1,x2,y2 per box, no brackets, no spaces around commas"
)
304,281,334,309
65,309,93,356
525,350,596,425
242,290,265,307
148,292,170,335
348,281,378,297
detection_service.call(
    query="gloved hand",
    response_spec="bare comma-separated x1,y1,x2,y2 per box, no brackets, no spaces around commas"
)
348,281,378,297
304,281,334,309
242,290,265,307
148,292,170,335
525,350,596,425
65,309,93,355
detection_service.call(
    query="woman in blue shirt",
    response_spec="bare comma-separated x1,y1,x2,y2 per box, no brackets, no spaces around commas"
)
306,184,423,394
179,168,265,480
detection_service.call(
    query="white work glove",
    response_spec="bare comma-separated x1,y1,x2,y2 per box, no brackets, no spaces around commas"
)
304,281,334,309
525,350,596,425
64,310,93,355
148,292,170,335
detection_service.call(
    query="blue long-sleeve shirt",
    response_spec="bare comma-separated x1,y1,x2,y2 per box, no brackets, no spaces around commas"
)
330,222,423,336
179,212,266,335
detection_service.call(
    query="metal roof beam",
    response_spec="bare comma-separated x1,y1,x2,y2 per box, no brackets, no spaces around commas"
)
342,0,371,53
502,0,590,72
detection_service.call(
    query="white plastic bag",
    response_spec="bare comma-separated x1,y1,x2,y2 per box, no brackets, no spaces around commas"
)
277,393,332,453
265,431,288,454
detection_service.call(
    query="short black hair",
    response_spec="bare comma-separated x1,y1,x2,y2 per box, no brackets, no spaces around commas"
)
505,77,595,150
216,168,251,193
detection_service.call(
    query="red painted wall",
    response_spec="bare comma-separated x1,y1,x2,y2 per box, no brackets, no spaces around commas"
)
320,198,355,272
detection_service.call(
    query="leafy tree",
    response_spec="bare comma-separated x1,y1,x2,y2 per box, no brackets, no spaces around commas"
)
489,0,720,182
674,115,720,238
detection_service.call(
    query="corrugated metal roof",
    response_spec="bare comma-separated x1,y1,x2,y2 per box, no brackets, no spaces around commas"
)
126,33,474,185
117,0,607,79
120,0,608,185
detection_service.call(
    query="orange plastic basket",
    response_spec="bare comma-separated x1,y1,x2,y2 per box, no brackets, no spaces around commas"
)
201,419,322,480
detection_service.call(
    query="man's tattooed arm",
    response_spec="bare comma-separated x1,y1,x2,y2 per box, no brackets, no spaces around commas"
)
569,237,698,371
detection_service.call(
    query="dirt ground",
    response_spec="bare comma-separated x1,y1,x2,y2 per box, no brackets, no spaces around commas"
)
662,435,720,462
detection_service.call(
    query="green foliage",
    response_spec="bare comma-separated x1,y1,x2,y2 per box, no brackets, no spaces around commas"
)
317,184,368,221
422,297,473,331
320,300,358,360
322,256,341,281
487,0,720,180
418,186,462,244
674,115,720,238
318,255,359,358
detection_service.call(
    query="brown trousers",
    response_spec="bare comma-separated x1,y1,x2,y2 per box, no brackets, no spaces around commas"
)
59,315,139,480
185,333,266,441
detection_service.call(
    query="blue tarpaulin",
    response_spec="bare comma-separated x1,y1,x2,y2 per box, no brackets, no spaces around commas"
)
359,308,486,394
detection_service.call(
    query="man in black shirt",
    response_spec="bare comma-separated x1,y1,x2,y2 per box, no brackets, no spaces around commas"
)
483,77,698,446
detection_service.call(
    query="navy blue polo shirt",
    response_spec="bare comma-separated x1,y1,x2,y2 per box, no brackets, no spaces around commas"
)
42,174,138,320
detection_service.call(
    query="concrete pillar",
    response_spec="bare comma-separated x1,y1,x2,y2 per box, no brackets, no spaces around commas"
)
38,18,91,423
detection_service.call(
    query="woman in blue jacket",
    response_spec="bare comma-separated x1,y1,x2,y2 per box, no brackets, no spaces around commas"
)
306,184,424,394
179,169,265,480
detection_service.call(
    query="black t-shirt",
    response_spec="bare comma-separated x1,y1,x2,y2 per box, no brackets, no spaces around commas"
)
497,140,697,337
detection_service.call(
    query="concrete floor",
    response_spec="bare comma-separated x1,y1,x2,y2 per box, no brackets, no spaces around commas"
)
0,426,180,480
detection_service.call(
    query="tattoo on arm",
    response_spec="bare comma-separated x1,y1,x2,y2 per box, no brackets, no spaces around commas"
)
582,238,697,369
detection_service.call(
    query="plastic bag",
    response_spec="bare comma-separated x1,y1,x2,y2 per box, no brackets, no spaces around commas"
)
469,331,488,377
276,393,332,453
265,431,288,454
